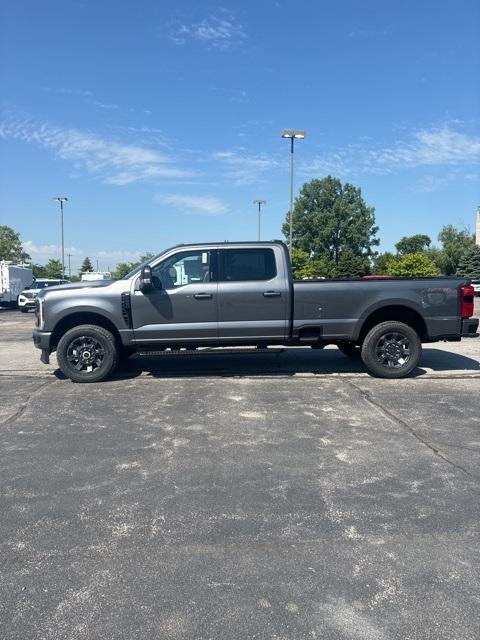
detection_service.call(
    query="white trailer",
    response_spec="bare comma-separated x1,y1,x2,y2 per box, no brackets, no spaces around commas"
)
0,262,34,307
81,271,111,282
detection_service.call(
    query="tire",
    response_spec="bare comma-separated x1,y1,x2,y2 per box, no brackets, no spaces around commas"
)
56,324,119,383
361,321,422,379
337,340,361,358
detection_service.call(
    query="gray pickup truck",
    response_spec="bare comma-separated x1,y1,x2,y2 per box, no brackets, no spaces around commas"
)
32,241,478,382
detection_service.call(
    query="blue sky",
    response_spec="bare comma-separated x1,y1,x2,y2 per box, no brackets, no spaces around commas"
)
1,0,479,272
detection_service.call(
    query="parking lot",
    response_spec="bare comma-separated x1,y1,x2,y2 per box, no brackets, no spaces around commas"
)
1,305,479,639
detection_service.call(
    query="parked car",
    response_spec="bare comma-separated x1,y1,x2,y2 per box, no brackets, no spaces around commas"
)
18,278,68,312
471,280,480,297
32,241,478,382
0,262,33,308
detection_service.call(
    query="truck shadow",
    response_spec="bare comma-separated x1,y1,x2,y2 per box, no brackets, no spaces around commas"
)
104,346,480,380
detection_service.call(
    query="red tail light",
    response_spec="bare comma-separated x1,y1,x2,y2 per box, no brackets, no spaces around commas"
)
460,285,474,319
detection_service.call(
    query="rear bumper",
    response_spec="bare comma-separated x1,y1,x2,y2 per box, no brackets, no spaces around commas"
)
461,318,479,338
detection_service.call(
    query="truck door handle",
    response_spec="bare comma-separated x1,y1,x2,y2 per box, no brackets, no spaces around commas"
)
194,293,213,300
263,291,281,297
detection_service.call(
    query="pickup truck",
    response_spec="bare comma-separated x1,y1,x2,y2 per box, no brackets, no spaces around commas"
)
32,241,478,382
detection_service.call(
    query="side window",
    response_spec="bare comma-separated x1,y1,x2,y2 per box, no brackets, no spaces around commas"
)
152,250,211,289
221,249,276,282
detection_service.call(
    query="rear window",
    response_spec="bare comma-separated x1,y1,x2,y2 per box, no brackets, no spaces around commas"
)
221,249,276,281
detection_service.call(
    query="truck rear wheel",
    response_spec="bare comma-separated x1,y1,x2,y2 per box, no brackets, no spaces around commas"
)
361,321,421,379
57,324,119,383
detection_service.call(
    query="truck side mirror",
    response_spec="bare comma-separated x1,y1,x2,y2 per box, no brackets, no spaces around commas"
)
139,265,154,292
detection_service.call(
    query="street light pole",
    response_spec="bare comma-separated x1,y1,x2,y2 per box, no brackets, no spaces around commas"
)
53,197,68,278
281,130,305,255
253,199,267,241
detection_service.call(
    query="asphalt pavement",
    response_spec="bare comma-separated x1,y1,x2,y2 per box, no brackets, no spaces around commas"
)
0,307,479,639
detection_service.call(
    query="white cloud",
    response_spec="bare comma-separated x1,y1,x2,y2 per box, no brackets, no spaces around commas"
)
23,241,145,267
0,115,193,185
155,194,227,215
212,149,281,185
23,241,83,261
88,99,120,110
303,125,480,181
44,87,94,97
168,11,246,49
372,127,480,167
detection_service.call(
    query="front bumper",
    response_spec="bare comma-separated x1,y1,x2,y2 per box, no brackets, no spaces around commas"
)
19,295,36,307
32,328,53,364
461,318,479,338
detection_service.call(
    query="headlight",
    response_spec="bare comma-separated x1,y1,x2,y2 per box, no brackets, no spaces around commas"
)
36,298,45,328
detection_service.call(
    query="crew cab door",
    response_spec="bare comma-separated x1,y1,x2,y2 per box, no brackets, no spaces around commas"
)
217,246,288,340
131,249,218,344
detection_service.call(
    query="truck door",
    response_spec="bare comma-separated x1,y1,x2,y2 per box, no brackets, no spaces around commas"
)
131,249,218,344
217,246,288,340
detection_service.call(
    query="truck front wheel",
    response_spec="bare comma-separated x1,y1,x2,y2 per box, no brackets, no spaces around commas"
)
57,324,119,383
361,321,422,378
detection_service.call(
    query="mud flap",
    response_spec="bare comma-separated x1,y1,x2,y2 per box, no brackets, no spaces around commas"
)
40,349,50,365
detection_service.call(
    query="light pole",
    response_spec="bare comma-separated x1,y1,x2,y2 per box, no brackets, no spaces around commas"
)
53,196,68,278
253,199,267,241
281,130,305,255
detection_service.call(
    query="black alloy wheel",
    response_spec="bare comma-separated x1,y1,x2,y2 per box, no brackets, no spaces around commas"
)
361,321,422,378
57,324,119,382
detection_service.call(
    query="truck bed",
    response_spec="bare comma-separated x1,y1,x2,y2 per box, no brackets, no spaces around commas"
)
292,277,465,341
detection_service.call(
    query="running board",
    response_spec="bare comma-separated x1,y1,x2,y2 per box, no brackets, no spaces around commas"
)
137,347,285,357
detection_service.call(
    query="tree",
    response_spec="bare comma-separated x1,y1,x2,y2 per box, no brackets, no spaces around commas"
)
387,253,440,277
456,245,480,279
112,261,135,279
80,257,94,273
290,249,330,279
334,248,371,277
437,225,475,275
43,259,64,278
111,253,154,280
395,234,431,255
0,225,31,263
282,176,379,269
373,251,395,274
32,264,48,278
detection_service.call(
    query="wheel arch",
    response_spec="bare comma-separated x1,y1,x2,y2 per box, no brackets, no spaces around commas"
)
356,305,427,343
50,311,122,351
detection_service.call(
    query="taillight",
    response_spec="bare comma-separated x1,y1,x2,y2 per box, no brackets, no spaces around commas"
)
460,285,474,319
